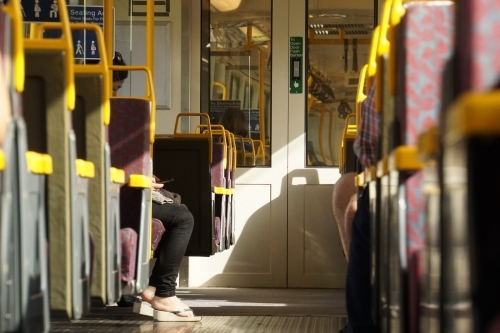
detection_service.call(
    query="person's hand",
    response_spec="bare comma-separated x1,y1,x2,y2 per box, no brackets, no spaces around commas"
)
152,177,164,191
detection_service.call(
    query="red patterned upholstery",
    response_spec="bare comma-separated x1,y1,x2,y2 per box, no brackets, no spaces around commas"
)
397,3,454,146
211,143,225,188
109,99,151,179
456,0,500,92
109,98,151,231
120,228,138,283
151,218,166,253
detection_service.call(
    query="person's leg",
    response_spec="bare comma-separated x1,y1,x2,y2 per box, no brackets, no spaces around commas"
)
345,187,378,333
147,203,195,316
332,172,358,260
148,202,193,294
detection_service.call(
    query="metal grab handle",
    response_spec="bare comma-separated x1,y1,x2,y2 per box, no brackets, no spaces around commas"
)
174,113,213,163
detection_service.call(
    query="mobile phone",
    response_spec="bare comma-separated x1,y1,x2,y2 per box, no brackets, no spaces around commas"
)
158,178,174,184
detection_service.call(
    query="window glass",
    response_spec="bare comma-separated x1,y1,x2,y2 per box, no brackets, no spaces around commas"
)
306,4,373,166
207,0,272,167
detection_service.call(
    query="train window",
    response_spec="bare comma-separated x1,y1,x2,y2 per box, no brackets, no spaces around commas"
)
206,0,272,166
306,3,373,167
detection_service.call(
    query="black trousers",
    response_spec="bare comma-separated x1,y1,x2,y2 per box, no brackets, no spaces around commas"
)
345,187,379,333
149,202,194,297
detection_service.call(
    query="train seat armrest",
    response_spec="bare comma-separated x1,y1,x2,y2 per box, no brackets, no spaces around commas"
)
129,174,151,188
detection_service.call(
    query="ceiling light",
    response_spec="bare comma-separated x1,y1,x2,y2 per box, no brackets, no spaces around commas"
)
211,0,242,12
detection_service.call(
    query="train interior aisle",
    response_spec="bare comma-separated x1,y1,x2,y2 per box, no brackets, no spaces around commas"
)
49,288,348,333
2,0,500,332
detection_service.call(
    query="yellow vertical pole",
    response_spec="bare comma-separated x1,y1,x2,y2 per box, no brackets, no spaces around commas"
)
146,0,154,89
104,0,113,95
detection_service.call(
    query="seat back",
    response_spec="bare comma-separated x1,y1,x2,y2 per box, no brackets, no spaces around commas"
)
2,1,54,331
109,97,151,292
71,23,120,305
0,6,22,332
389,2,454,332
108,66,155,293
153,113,217,256
153,136,214,256
23,4,92,319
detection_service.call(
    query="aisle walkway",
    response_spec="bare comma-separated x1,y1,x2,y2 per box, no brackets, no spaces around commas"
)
50,288,347,333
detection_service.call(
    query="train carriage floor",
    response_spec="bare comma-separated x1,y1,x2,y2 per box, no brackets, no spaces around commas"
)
49,288,348,333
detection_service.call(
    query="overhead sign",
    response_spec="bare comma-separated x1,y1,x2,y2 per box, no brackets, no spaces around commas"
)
21,3,115,60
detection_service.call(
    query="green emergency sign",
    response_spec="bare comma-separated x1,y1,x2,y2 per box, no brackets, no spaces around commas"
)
289,37,303,94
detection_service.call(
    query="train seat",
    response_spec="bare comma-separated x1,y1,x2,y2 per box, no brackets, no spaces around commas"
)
20,6,101,320
151,218,167,254
0,7,24,331
226,132,236,248
381,1,454,331
109,97,152,293
73,44,122,307
153,113,219,256
23,46,92,320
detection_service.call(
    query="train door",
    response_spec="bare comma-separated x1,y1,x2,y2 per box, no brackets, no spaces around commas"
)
186,0,373,288
286,0,372,288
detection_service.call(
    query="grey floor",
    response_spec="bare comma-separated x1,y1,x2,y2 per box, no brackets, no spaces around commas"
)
49,288,348,333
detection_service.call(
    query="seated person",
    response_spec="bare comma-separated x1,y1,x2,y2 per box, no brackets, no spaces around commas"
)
219,107,252,152
332,172,358,260
134,176,200,321
111,54,200,321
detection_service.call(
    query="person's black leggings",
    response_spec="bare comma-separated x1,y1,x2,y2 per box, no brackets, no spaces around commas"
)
149,202,194,297
345,187,379,333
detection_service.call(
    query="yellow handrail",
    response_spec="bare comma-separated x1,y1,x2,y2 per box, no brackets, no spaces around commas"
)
356,64,368,126
339,114,357,170
389,0,406,96
174,113,213,163
375,0,393,113
213,81,227,100
71,23,111,125
366,26,380,88
229,132,237,171
2,0,24,92
25,0,75,111
243,138,256,166
201,125,228,169
244,24,267,145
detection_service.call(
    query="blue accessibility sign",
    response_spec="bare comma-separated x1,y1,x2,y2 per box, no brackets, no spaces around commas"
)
21,2,114,60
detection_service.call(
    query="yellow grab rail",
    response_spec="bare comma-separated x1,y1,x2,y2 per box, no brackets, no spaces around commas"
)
213,81,227,100
356,65,368,126
375,0,393,113
2,0,25,92
174,113,213,163
203,127,228,169
389,0,406,96
25,0,75,110
71,23,111,125
243,138,256,166
366,26,381,88
229,132,237,171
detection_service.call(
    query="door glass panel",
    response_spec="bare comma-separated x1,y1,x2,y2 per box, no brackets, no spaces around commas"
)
306,3,373,167
207,0,272,167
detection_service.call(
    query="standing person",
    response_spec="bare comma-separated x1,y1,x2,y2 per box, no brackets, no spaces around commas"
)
111,52,200,321
341,81,379,333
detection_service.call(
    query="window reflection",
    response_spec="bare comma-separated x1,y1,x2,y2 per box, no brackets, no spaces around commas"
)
208,0,271,167
306,6,373,167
